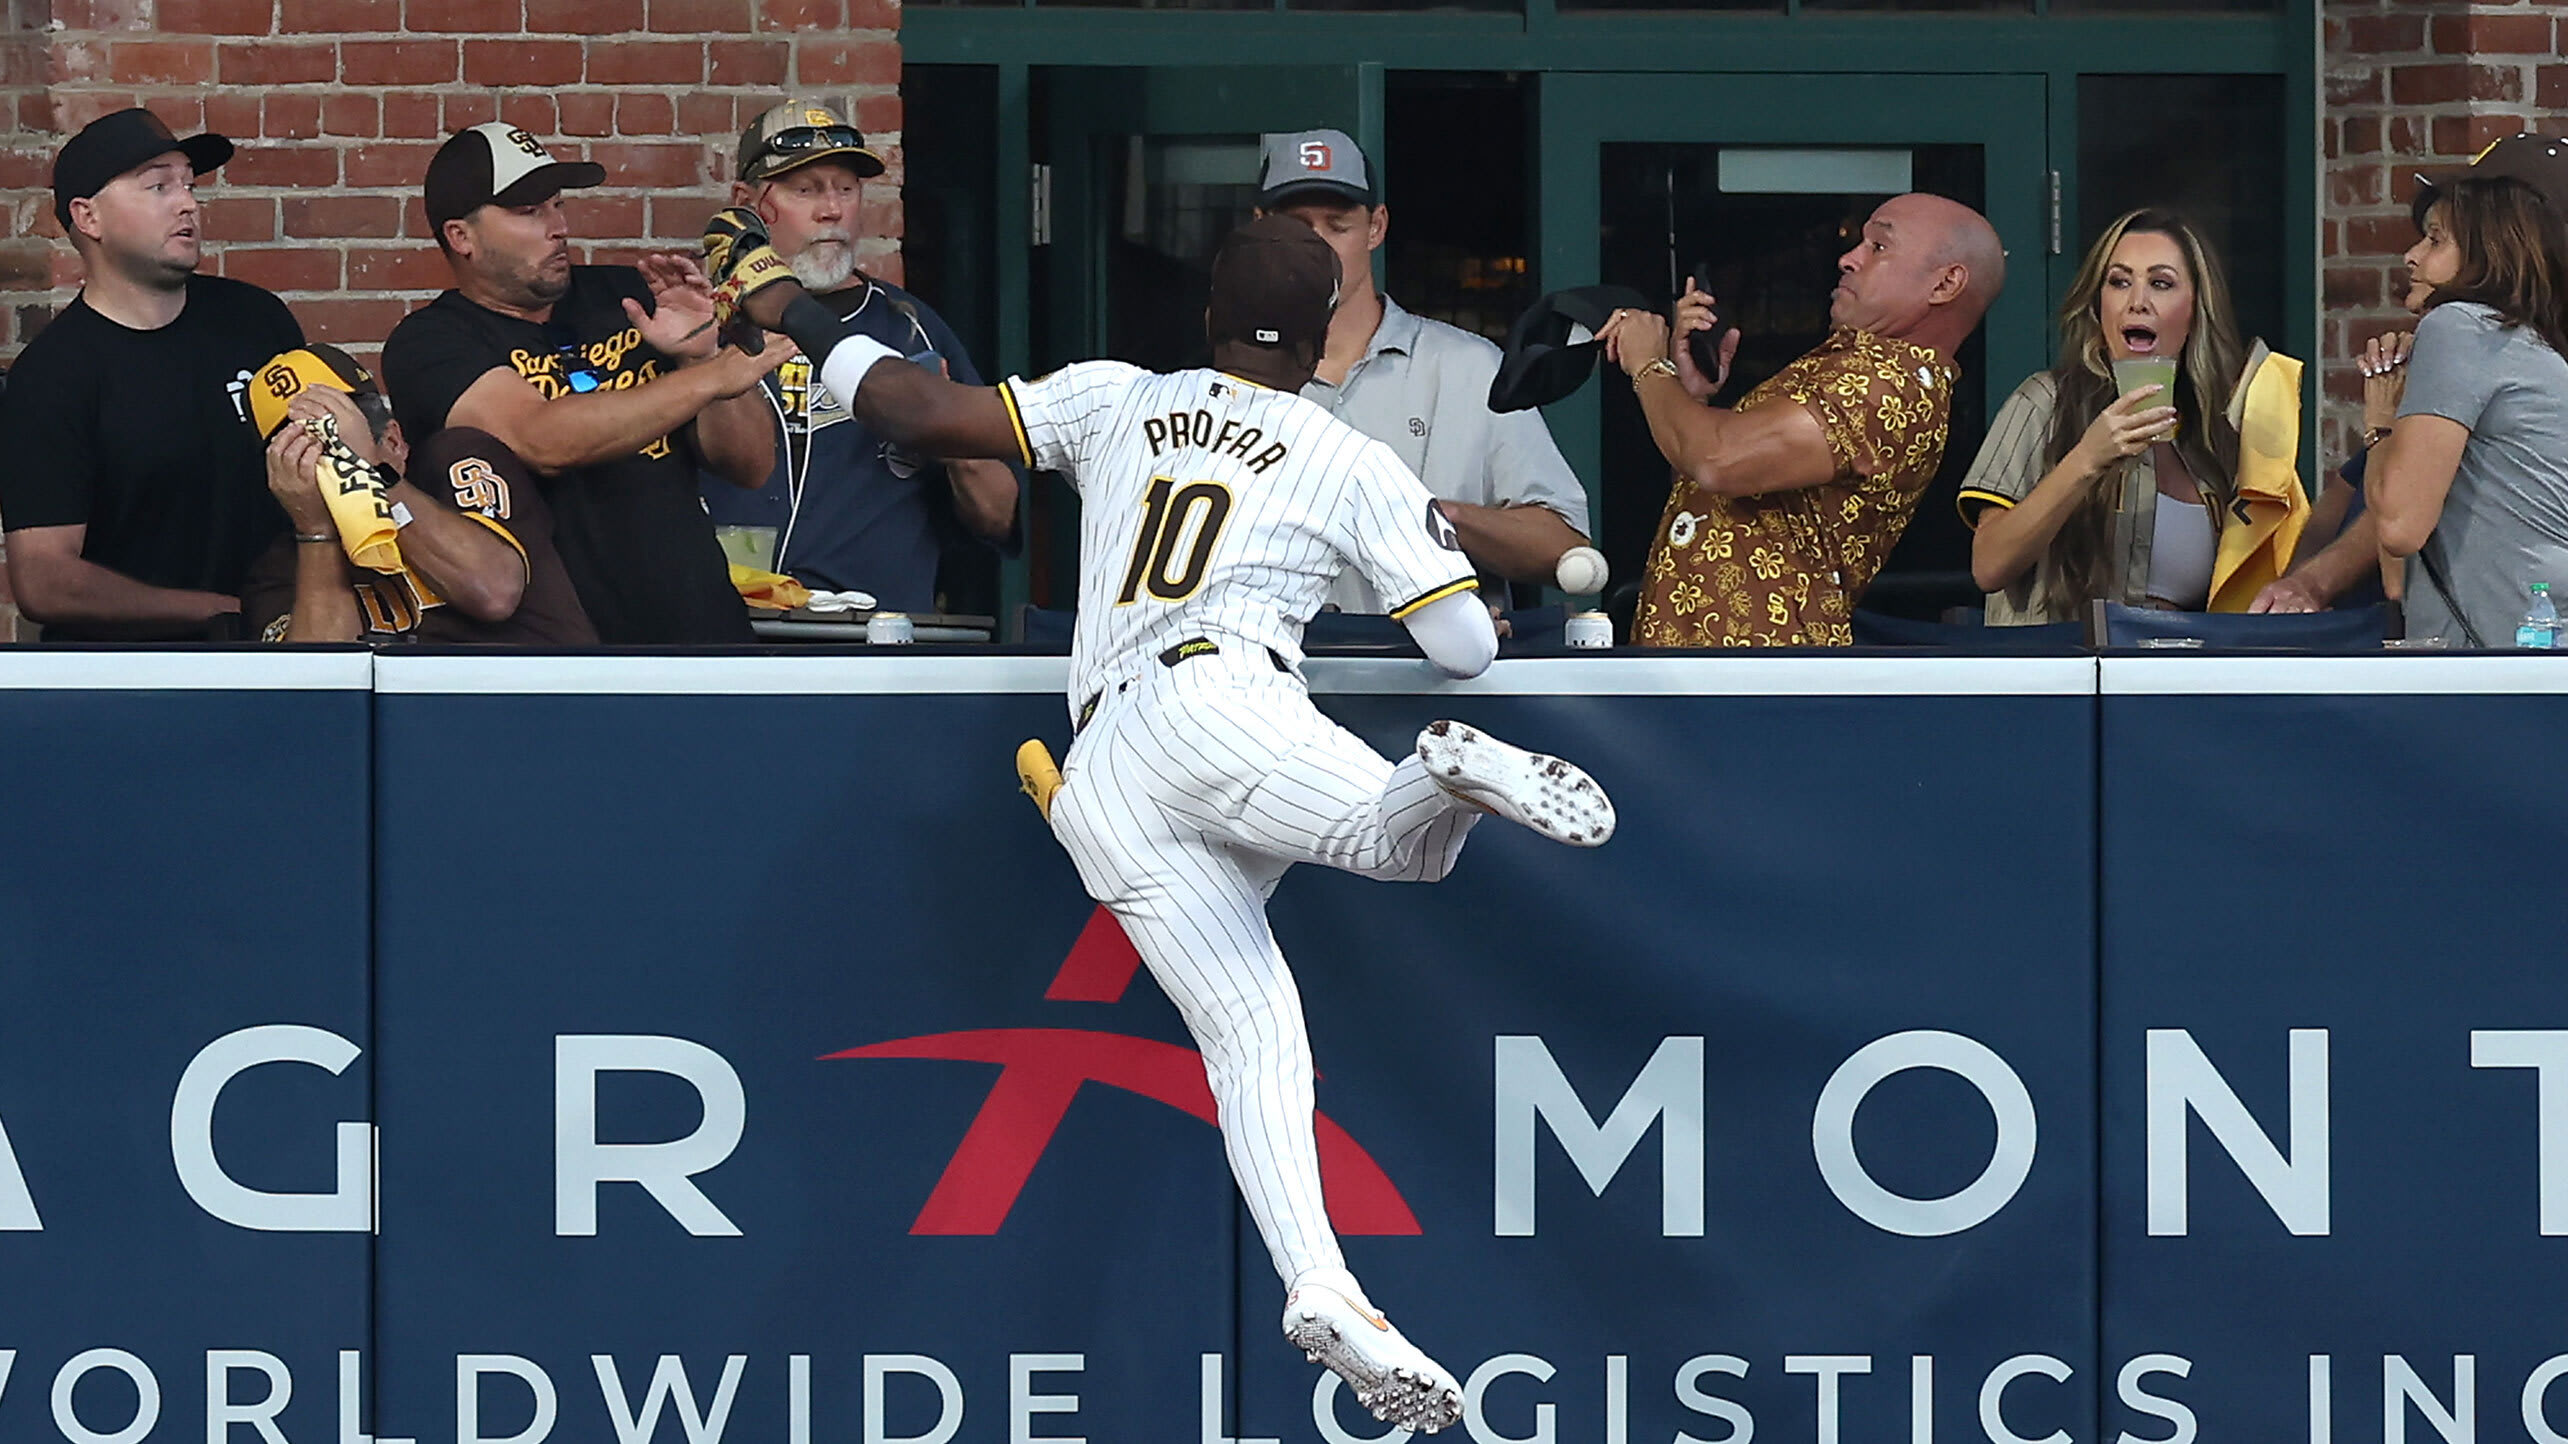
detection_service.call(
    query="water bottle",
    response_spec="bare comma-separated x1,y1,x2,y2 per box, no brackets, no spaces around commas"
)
2517,581,2559,649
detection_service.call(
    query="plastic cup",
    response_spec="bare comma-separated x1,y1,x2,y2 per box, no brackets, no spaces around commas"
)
714,525,779,572
2111,355,2183,439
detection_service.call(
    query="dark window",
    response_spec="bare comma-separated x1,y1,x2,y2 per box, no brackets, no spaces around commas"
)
1384,73,1535,343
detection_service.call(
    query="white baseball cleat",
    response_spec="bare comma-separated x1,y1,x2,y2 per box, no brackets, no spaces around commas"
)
1416,720,1616,847
1283,1283,1465,1435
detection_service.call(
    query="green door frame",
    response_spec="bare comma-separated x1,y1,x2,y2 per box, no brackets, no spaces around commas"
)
1534,72,2050,530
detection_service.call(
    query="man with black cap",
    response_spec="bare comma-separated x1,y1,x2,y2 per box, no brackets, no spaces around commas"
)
0,107,305,639
698,99,1019,613
697,206,1624,1436
1253,129,1592,610
381,123,780,644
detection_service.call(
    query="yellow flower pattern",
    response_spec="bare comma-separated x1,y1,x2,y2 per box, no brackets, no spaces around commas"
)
1635,329,1956,648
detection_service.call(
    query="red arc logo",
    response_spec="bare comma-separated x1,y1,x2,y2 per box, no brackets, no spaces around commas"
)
827,906,1421,1237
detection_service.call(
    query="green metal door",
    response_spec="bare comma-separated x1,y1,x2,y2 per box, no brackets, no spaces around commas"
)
1537,73,2049,610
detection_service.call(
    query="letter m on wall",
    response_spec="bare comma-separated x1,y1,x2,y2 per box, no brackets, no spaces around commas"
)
1493,1036,1704,1237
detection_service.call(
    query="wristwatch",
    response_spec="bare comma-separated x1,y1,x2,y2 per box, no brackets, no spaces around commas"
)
1635,357,1680,382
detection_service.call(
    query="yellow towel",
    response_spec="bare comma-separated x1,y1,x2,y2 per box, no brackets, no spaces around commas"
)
308,415,446,610
2206,349,2310,612
730,564,812,611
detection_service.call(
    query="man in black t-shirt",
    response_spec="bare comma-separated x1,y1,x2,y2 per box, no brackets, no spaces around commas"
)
381,123,781,645
0,108,304,640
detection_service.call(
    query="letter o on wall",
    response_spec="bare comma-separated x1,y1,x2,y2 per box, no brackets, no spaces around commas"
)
51,1350,161,1444
1812,1030,2039,1237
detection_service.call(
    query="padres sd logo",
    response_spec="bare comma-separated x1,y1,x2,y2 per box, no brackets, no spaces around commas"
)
261,363,303,400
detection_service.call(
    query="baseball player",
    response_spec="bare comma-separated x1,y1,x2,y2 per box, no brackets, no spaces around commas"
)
704,210,1615,1434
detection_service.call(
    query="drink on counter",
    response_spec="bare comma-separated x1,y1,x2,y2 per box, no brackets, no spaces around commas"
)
1564,611,1612,650
2517,582,2558,649
867,611,915,645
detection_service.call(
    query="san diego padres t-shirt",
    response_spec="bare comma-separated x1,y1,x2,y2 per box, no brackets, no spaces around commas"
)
382,267,752,644
0,275,303,636
1001,361,1475,718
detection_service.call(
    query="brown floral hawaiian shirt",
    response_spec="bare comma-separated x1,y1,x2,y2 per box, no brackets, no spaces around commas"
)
1634,328,1957,647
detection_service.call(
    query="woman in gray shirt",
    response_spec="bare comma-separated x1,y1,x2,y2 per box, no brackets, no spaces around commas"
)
2373,165,2568,647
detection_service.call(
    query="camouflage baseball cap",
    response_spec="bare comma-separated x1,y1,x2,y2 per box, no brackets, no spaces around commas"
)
737,99,886,186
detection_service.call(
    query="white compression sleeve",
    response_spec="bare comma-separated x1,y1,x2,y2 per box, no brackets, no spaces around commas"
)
1401,589,1499,679
814,333,899,411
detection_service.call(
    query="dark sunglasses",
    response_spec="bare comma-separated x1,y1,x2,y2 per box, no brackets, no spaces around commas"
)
759,124,866,160
543,323,604,395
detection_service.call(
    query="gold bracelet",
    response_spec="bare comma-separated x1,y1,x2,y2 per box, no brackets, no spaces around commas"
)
1634,357,1679,381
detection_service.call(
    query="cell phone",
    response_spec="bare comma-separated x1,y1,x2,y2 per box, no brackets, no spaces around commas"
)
1680,262,1733,383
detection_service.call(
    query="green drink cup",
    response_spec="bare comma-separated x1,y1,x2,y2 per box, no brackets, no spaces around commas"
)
2111,355,2182,439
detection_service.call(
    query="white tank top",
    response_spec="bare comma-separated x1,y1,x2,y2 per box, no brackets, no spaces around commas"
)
2146,494,2216,609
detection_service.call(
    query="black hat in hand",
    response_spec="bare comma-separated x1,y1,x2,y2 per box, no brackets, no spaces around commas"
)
1488,284,1654,414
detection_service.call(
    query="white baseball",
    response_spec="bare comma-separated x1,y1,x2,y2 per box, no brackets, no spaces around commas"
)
1555,546,1609,595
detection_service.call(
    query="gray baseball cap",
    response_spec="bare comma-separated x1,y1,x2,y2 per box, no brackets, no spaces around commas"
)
1258,129,1376,210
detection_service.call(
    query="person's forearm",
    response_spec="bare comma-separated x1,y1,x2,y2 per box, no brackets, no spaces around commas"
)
946,460,1019,540
691,382,777,490
486,367,738,473
2281,511,2381,606
1970,453,2107,592
284,541,360,642
383,482,526,623
1633,374,1732,487
1443,501,1584,585
11,553,237,629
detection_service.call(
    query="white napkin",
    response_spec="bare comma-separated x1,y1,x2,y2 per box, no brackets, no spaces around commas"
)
803,589,879,614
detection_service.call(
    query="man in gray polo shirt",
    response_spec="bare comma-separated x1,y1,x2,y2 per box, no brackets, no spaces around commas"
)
1257,129,1592,612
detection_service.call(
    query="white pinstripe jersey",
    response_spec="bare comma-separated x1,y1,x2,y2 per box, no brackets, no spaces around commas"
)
1001,361,1477,714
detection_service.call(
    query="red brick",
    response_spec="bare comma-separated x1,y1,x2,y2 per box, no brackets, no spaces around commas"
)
201,91,260,138
499,94,557,136
219,41,334,85
0,148,44,188
649,193,716,238
2390,166,2430,207
284,194,401,238
52,0,147,29
442,91,495,128
559,91,615,137
2433,113,2532,159
291,297,414,346
794,37,896,86
853,92,898,135
2347,214,2420,257
2330,163,2384,209
345,244,444,289
647,0,746,28
845,0,894,29
341,39,456,84
381,91,440,137
415,0,519,28
708,38,785,85
105,40,213,83
462,38,582,85
858,192,901,239
281,0,397,30
144,96,206,133
158,0,273,33
584,40,701,84
2344,14,2425,54
528,0,635,27
2387,114,2430,157
2327,69,2383,107
2324,265,2382,308
675,92,732,138
615,92,673,135
222,245,341,291
757,0,838,28
866,249,899,288
344,141,437,187
2343,116,2381,158
201,195,274,240
263,92,321,139
2431,13,2551,56
323,92,378,137
227,144,338,187
580,244,652,269
2390,63,2521,107
588,142,700,188
2541,65,2568,111
563,192,643,236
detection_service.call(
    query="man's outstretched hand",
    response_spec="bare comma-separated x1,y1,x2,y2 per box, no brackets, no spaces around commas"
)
701,206,804,341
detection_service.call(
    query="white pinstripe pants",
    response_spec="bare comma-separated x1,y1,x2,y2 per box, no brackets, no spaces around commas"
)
1048,655,1478,1287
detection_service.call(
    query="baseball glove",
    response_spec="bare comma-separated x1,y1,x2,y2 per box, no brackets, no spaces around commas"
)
701,205,797,336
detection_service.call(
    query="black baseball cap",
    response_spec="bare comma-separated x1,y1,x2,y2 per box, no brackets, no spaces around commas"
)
1488,284,1654,414
1206,215,1340,354
2412,133,2568,227
53,107,233,229
424,122,606,231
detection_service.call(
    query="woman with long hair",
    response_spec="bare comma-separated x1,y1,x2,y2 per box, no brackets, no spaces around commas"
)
1956,208,2245,623
2369,158,2568,647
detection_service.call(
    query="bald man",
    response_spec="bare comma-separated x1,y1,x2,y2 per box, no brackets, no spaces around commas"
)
1599,192,2005,647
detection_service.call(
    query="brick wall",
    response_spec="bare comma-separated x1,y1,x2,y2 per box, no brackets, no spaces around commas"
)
2324,0,2567,463
0,0,902,361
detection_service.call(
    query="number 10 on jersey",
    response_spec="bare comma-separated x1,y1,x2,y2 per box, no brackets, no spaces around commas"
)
1116,477,1235,605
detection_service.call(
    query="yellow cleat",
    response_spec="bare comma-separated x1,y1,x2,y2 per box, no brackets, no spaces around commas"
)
1016,739,1062,820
